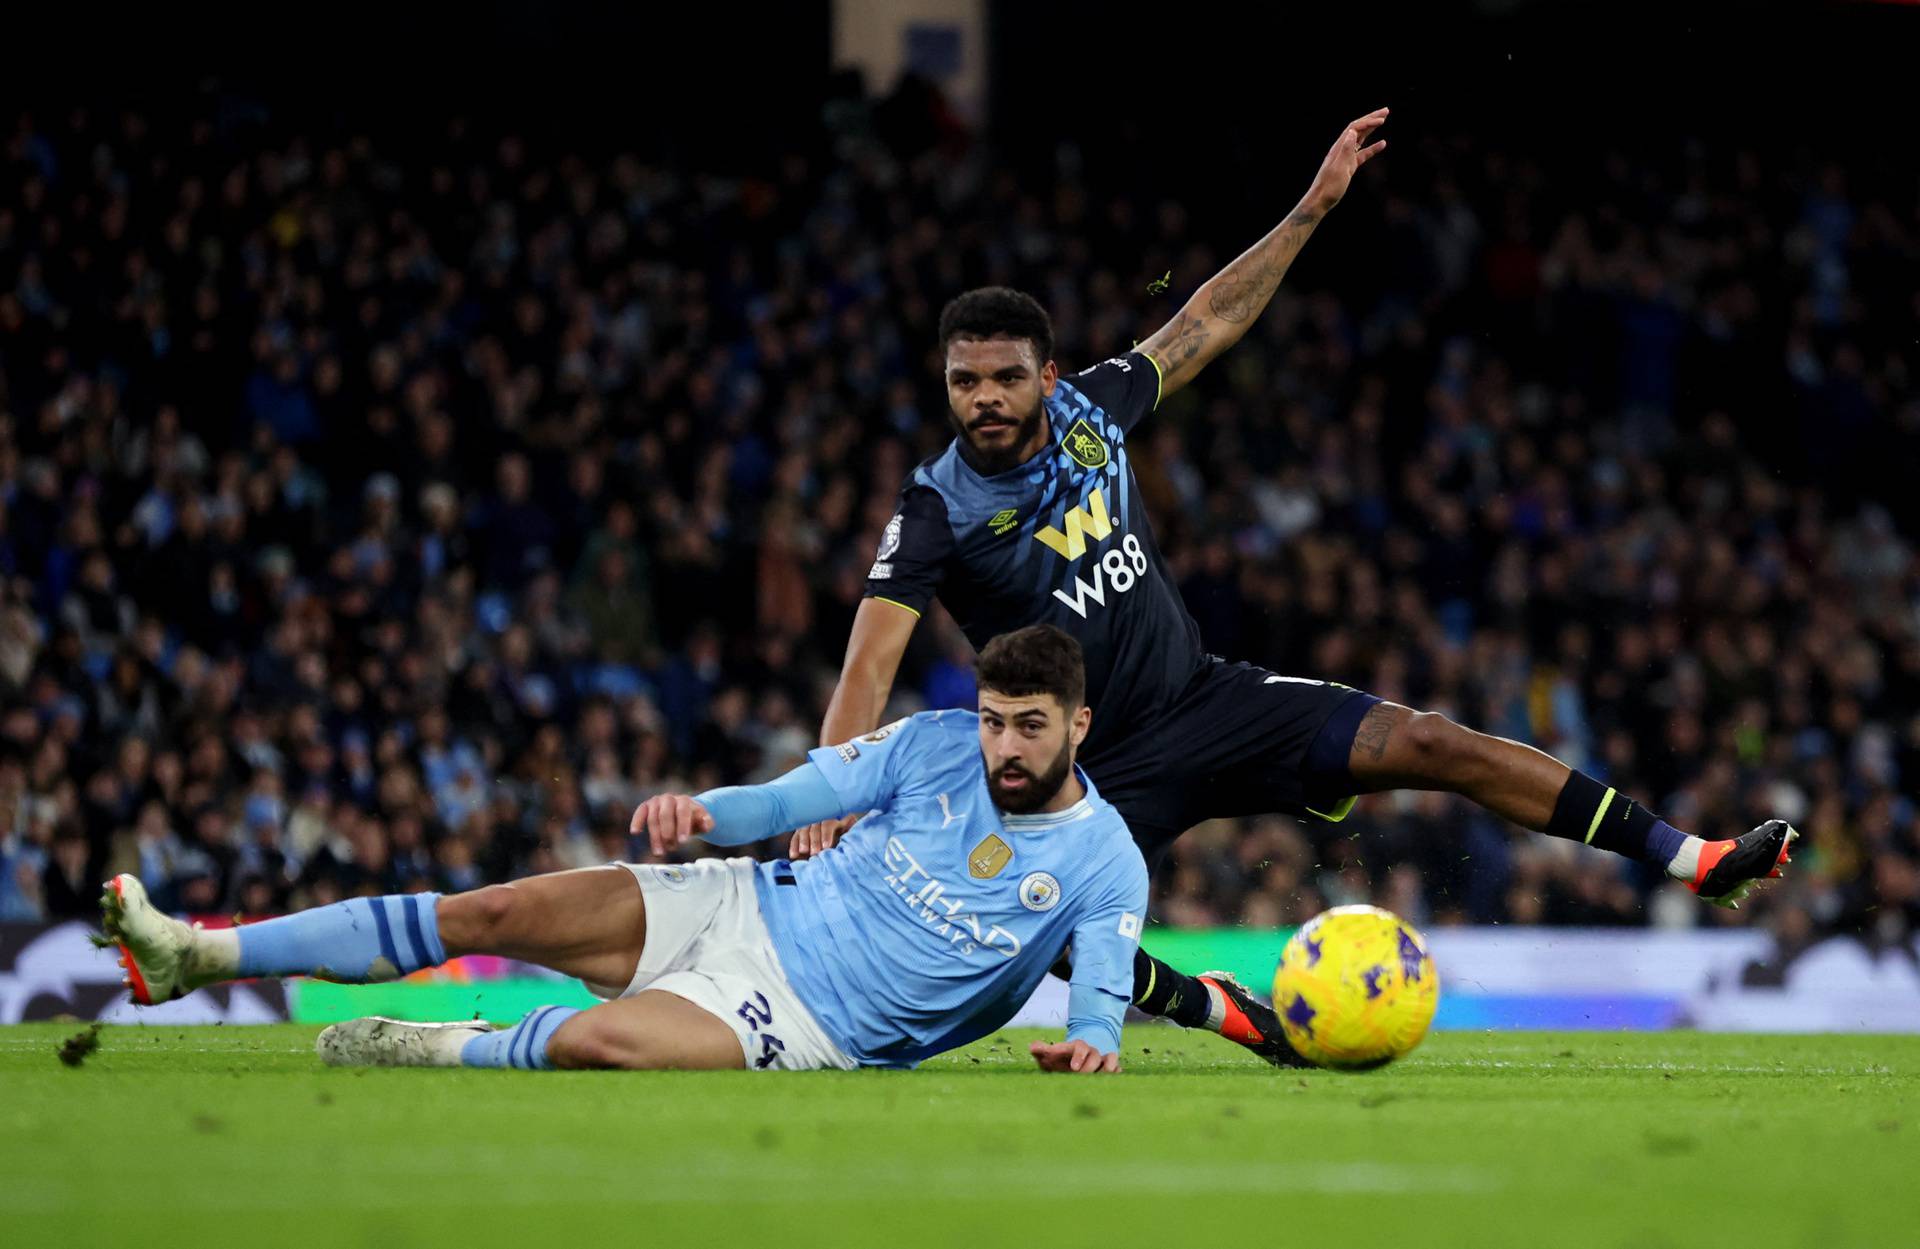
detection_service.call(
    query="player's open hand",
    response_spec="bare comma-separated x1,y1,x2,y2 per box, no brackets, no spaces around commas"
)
789,813,860,859
1028,1039,1121,1074
1305,108,1388,213
631,794,715,856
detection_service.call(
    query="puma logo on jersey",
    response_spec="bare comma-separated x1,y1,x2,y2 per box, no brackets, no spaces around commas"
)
937,793,967,829
1034,488,1114,561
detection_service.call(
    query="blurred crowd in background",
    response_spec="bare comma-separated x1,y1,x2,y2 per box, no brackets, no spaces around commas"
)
1,83,1916,953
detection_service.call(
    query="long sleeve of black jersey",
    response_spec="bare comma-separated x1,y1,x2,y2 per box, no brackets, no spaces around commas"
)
862,481,954,618
1065,351,1162,434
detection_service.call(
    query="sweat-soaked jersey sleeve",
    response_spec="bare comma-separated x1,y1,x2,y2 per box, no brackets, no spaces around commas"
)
862,480,953,618
1066,351,1162,435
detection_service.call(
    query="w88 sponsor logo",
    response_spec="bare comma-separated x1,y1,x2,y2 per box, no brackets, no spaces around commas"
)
1052,533,1149,618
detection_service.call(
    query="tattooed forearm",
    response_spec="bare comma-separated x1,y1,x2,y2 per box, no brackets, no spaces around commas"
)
1140,203,1324,397
1206,206,1322,324
1157,309,1213,369
1351,702,1401,763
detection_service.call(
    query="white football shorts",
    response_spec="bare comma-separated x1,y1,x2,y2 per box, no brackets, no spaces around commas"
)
599,857,856,1071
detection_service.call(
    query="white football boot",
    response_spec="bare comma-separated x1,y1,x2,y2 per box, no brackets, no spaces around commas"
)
317,1017,494,1067
99,874,223,1004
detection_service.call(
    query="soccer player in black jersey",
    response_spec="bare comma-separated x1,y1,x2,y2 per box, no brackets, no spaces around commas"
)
797,109,1796,1064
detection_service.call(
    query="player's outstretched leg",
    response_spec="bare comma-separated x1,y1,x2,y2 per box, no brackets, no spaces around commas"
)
1133,953,1312,1068
1189,969,1312,1068
316,1007,584,1070
100,874,447,1004
1057,947,1311,1068
103,865,646,1004
317,1017,498,1067
1341,703,1797,907
103,873,454,1003
1687,819,1798,907
541,992,747,1070
99,875,236,1004
319,992,745,1071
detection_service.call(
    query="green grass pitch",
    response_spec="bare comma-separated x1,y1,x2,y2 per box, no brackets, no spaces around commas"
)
4,1024,1916,1249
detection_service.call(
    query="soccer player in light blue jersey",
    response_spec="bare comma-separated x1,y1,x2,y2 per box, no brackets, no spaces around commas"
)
101,626,1148,1075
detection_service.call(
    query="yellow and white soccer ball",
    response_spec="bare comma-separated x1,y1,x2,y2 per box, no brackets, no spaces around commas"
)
1271,905,1440,1070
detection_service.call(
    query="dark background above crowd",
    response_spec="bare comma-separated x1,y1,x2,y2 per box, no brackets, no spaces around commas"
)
0,2,1914,954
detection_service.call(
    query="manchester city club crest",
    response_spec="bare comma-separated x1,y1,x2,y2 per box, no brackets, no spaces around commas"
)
1060,418,1109,470
1018,871,1061,912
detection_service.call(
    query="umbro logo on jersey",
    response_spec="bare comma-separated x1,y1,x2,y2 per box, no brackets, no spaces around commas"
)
988,507,1020,536
1060,418,1109,470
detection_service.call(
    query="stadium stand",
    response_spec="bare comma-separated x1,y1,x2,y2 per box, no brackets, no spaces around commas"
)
0,84,1915,953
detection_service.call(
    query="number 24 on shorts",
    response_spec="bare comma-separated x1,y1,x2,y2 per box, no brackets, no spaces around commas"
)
736,991,787,1069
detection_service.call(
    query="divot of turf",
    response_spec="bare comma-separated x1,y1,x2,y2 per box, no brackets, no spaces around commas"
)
55,1023,101,1068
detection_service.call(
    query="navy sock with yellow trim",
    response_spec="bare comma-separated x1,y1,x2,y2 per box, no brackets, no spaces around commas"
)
1546,771,1688,870
1132,947,1213,1029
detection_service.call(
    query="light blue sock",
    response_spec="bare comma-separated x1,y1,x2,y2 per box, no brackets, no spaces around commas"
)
460,1006,580,1070
235,894,446,982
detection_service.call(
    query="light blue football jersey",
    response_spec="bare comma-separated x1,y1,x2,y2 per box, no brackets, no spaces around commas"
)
751,710,1148,1068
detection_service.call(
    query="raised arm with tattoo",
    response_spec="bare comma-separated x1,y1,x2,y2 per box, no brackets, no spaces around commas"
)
1138,108,1388,400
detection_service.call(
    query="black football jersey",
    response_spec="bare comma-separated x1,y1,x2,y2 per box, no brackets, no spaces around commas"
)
865,353,1206,763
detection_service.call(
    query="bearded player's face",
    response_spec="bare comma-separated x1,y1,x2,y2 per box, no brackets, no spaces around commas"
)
977,690,1088,815
944,337,1058,476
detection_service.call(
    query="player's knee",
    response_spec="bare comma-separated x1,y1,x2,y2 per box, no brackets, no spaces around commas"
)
437,884,521,953
547,1012,648,1071
546,1017,622,1070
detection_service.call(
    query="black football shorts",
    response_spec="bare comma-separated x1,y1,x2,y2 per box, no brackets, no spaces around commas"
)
1079,657,1380,872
